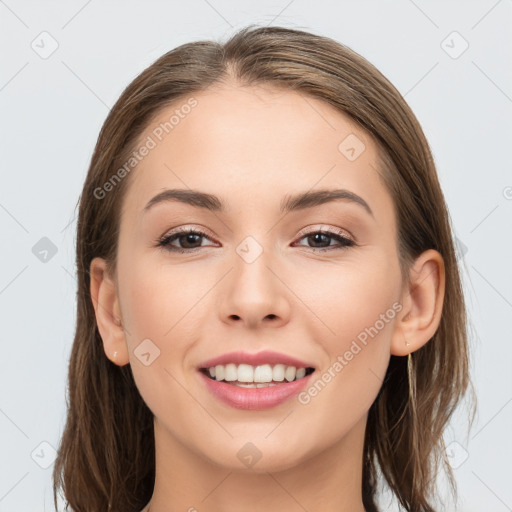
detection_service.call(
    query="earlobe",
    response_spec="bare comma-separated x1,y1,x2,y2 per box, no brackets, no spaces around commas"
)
391,249,445,356
89,257,130,366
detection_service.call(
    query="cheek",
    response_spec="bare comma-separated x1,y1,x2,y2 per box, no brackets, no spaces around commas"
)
297,251,401,339
300,253,400,397
118,258,213,418
117,257,222,409
119,257,213,342
292,285,397,448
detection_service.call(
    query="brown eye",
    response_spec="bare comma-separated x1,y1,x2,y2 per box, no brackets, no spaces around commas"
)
156,228,214,253
294,229,356,252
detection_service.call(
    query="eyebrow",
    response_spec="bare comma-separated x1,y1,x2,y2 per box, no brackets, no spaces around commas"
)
143,188,374,218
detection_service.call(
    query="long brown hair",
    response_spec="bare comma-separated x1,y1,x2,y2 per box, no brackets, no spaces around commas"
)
53,24,475,512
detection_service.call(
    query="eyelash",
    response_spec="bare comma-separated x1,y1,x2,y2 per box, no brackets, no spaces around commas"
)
155,227,356,254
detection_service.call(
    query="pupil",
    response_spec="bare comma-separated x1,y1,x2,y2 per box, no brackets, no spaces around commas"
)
310,233,328,247
183,234,200,247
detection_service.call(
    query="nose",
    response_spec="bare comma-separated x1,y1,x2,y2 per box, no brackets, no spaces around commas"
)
218,250,291,330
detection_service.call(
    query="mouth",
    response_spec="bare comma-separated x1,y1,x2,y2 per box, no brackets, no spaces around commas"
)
199,364,316,388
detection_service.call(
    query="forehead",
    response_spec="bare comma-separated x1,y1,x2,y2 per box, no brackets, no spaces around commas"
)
122,83,392,222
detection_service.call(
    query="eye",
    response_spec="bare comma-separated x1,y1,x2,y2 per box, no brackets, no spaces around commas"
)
155,227,215,253
293,227,356,252
155,226,356,254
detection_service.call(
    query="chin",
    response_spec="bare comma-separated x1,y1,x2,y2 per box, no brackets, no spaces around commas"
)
207,445,311,474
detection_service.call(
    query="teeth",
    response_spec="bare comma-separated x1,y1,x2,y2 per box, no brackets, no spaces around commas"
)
224,363,239,381
215,365,225,381
206,363,310,383
296,367,306,379
254,364,273,382
272,364,285,382
237,363,254,382
284,365,296,382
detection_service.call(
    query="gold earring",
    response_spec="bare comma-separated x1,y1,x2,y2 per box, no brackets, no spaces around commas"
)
405,339,418,492
407,353,415,402
404,340,414,402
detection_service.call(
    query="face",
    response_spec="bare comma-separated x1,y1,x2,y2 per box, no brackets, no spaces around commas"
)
108,83,405,472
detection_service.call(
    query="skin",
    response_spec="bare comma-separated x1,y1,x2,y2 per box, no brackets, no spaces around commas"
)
90,82,445,512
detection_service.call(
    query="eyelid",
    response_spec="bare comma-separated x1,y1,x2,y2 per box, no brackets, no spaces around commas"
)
160,224,354,244
162,224,217,240
295,224,355,242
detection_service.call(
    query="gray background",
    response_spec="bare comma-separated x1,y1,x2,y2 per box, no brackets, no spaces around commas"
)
1,0,511,510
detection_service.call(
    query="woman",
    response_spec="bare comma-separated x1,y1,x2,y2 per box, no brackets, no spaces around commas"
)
53,25,474,512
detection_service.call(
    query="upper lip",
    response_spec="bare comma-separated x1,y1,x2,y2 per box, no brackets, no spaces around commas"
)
198,350,315,369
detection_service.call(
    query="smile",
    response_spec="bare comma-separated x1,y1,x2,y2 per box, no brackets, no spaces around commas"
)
200,363,315,386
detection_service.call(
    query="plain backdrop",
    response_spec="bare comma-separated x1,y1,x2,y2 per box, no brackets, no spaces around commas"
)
1,1,511,511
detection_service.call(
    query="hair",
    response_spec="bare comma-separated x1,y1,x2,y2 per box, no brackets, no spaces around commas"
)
53,24,475,512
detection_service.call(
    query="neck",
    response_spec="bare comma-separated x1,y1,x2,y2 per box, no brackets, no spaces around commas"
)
143,414,368,512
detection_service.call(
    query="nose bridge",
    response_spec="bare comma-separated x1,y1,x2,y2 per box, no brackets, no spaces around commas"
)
232,235,277,303
219,234,290,327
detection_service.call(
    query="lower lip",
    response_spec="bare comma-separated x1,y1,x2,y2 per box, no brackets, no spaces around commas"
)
198,371,314,410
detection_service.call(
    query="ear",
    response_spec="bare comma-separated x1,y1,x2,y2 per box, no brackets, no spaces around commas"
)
89,257,130,366
391,249,446,356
